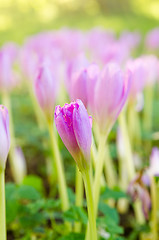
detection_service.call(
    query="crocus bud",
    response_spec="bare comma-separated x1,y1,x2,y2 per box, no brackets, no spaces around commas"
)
13,147,27,184
94,63,131,135
0,105,10,171
35,62,58,122
127,172,151,219
148,147,159,177
142,148,159,186
54,99,92,172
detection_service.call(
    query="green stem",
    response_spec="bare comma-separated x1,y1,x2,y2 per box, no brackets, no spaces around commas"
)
143,85,154,134
28,82,45,130
151,176,158,240
93,134,107,216
2,92,24,184
0,170,6,240
127,103,141,147
118,113,135,180
82,169,97,240
104,145,117,188
91,135,105,187
119,112,145,224
74,166,83,233
85,134,107,240
117,141,129,213
47,121,69,212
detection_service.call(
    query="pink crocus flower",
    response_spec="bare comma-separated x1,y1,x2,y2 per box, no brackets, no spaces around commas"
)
93,62,131,135
34,62,58,121
64,53,88,95
0,105,10,171
54,99,92,172
145,28,159,50
141,55,159,86
69,63,100,108
0,49,17,92
126,58,146,101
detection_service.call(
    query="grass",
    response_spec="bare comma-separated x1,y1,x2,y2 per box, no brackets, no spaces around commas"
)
0,4,159,45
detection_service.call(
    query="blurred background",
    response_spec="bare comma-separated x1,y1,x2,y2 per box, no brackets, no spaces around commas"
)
0,0,159,45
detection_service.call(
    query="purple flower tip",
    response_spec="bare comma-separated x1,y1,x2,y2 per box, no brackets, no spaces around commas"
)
54,99,92,172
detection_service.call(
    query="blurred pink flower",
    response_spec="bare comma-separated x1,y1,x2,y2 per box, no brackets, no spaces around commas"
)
141,55,159,86
126,58,146,100
94,62,131,134
0,47,18,92
35,61,58,121
145,28,159,50
0,105,10,171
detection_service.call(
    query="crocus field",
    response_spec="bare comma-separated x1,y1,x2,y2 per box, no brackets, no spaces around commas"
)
0,26,159,240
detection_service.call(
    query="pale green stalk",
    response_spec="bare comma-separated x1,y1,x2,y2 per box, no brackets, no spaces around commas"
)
117,148,129,213
93,123,117,188
47,121,69,212
0,170,6,240
91,135,105,187
127,103,141,147
150,176,158,240
118,113,135,180
86,133,108,240
93,134,107,216
28,82,45,130
74,166,83,232
119,112,145,224
82,169,97,240
143,85,154,134
27,82,57,184
104,145,117,188
2,92,25,184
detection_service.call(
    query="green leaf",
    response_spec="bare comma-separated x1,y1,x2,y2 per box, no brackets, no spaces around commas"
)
67,187,75,205
97,216,124,235
63,206,87,224
58,233,85,240
19,212,46,228
101,187,128,201
23,175,44,194
5,183,19,224
16,185,41,201
98,202,119,224
45,199,61,209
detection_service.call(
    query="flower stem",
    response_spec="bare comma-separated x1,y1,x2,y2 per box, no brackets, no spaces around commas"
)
151,176,158,239
2,92,25,184
118,113,135,180
0,170,6,240
119,112,145,224
74,166,83,232
28,82,45,130
93,134,107,216
143,85,154,134
127,103,141,147
104,145,117,188
47,121,69,212
85,133,107,240
82,169,97,240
